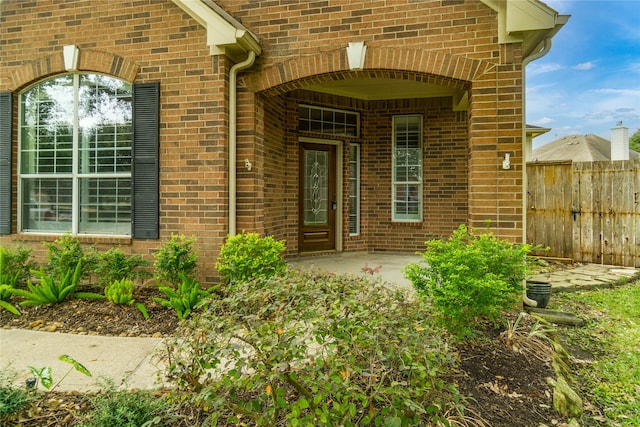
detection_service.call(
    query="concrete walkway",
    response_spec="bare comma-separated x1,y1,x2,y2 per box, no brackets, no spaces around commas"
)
1,252,637,392
0,328,165,392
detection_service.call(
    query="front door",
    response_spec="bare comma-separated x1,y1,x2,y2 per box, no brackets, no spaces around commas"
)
299,142,336,252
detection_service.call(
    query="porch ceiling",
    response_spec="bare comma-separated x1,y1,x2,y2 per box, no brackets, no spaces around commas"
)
303,78,458,101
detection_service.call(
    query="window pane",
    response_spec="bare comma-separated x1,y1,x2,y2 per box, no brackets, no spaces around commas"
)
394,184,420,217
392,115,422,221
78,75,133,174
298,104,360,137
21,178,72,232
79,177,131,235
21,76,74,174
349,144,360,235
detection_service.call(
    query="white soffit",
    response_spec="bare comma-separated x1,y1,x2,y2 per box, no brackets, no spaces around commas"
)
480,0,562,44
304,78,460,101
171,0,261,59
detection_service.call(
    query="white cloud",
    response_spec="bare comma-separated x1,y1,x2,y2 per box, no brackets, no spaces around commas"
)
534,117,555,125
526,63,565,77
573,61,595,71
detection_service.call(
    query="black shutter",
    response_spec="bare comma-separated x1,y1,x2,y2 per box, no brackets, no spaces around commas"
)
0,92,12,235
132,83,159,239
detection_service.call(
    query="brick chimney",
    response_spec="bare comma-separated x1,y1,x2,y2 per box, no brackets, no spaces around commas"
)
611,121,629,161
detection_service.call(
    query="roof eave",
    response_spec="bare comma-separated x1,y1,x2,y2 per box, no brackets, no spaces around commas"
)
480,0,569,57
171,0,261,60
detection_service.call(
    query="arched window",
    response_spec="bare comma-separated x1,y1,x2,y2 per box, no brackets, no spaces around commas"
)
19,73,133,235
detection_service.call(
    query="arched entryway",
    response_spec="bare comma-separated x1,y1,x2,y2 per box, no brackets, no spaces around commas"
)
236,59,475,255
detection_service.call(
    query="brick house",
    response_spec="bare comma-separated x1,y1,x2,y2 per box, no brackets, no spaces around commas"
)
0,0,567,284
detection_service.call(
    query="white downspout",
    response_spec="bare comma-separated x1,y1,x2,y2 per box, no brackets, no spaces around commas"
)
521,38,552,308
229,51,256,237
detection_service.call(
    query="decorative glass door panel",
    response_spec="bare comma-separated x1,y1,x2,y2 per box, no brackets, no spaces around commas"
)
299,142,336,252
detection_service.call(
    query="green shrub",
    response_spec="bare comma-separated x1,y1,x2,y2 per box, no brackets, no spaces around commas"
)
43,234,97,280
154,234,198,285
11,261,103,306
403,224,532,340
0,369,34,421
0,245,36,288
95,248,151,288
215,231,287,284
78,381,175,427
154,274,213,320
163,270,463,426
104,279,149,320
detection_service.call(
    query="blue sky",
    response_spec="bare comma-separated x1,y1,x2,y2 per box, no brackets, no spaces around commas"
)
526,0,640,148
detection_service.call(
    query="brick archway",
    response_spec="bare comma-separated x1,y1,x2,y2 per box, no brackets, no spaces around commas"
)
9,49,139,91
242,46,492,95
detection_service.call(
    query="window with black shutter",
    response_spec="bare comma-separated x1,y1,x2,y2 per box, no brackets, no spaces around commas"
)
0,92,12,235
132,82,160,239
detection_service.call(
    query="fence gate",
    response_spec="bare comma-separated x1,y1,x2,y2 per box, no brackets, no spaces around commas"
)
527,160,640,267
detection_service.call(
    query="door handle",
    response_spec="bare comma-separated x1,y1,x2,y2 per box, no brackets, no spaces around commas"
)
332,201,337,210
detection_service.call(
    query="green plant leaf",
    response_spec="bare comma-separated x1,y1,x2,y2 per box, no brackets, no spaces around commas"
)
74,292,105,300
0,299,21,316
28,366,53,389
135,302,150,320
58,355,92,377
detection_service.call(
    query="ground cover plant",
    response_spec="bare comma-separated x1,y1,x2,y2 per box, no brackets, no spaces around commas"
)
163,270,469,426
77,382,177,427
553,282,640,426
0,369,34,423
154,274,213,320
10,262,103,306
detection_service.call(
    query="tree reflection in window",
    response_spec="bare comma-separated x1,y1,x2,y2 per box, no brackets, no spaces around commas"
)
20,73,133,235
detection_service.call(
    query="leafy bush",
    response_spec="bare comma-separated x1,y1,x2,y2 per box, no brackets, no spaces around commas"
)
154,274,213,320
0,369,34,421
43,234,97,280
0,245,36,288
215,231,287,284
11,262,102,306
403,224,532,340
154,234,198,285
163,270,463,426
95,248,151,288
104,279,149,320
78,381,175,427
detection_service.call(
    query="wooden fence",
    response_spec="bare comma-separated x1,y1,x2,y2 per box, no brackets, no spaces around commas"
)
527,160,640,267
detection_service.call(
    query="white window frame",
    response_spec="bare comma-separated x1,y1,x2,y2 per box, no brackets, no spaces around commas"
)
392,114,423,222
349,143,360,236
18,73,133,236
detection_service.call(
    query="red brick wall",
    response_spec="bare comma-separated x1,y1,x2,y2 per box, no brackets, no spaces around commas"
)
1,0,526,282
217,0,499,66
0,0,231,283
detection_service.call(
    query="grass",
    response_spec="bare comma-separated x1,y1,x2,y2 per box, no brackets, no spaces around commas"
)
553,281,640,426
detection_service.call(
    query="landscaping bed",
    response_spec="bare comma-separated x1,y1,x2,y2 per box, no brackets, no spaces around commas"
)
2,286,570,427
